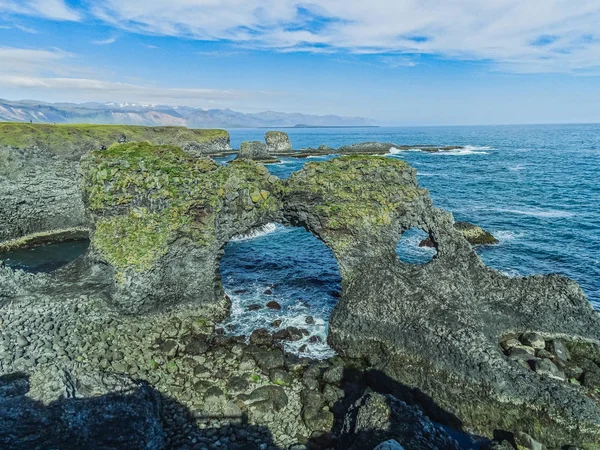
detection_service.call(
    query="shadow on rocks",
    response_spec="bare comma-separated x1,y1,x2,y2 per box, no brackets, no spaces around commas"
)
0,371,284,450
304,365,490,450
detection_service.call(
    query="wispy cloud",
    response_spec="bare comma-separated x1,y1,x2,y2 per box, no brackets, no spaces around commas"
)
92,37,117,45
0,0,81,21
88,0,600,73
0,46,256,106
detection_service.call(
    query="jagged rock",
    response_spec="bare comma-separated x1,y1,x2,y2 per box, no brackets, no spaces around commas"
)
282,156,600,447
249,328,273,346
0,366,164,450
272,326,305,342
548,339,570,361
420,221,498,247
80,143,283,315
336,142,398,154
236,141,280,163
521,332,545,349
265,131,292,153
338,391,460,450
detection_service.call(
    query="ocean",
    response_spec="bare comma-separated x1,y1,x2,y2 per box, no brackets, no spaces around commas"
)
2,124,599,359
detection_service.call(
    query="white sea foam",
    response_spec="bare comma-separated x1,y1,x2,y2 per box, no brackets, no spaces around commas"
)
223,288,336,359
494,208,575,218
500,269,522,278
388,146,404,155
509,164,524,171
435,145,491,156
231,223,278,242
494,230,525,242
307,155,329,159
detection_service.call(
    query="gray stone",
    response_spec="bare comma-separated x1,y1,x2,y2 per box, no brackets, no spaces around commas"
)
236,141,279,163
374,440,405,450
548,339,570,362
521,332,545,350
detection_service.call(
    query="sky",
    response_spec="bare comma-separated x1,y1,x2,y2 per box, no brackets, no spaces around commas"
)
0,0,600,125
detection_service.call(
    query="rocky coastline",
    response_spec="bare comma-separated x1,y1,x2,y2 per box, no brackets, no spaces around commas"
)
1,129,600,450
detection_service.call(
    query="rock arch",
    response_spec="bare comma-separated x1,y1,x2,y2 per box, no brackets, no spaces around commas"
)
78,143,600,447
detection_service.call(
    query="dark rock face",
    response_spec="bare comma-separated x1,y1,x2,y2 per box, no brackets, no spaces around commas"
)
265,131,292,153
339,391,460,450
0,367,164,450
0,146,87,243
236,141,280,163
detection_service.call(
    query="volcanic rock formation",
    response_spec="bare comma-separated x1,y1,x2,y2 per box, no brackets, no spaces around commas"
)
3,143,600,448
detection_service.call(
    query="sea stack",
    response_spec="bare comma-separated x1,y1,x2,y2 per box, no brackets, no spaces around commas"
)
237,141,280,163
265,131,293,153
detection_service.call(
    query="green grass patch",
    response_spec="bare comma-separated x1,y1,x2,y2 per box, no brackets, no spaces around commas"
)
0,122,228,155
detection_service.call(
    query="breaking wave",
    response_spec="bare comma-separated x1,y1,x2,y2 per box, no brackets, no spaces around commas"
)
231,223,278,242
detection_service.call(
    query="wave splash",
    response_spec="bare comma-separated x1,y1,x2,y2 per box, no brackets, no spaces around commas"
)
231,223,278,242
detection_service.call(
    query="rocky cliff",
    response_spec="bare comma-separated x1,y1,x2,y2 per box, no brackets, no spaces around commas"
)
2,146,600,449
0,124,231,245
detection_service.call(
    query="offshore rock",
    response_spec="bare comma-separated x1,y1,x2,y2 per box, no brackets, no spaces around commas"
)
265,131,292,153
336,142,398,154
0,366,164,450
338,391,460,450
81,142,283,315
283,156,600,448
419,221,498,247
236,141,280,163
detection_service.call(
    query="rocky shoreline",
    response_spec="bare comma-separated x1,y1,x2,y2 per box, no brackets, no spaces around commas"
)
1,129,600,449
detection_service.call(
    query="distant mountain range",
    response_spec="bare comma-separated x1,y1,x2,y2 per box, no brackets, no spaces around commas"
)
0,99,375,128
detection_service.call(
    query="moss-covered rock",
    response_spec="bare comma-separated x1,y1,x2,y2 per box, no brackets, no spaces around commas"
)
283,156,428,271
0,123,230,158
81,142,283,314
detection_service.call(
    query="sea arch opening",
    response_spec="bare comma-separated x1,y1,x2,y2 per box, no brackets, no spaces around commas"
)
396,227,438,265
219,223,342,359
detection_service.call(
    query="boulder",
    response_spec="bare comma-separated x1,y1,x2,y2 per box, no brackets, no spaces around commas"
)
265,131,292,153
236,141,280,163
338,391,460,450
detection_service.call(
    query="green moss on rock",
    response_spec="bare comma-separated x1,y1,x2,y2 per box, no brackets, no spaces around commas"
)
286,156,425,235
0,122,228,156
82,142,282,277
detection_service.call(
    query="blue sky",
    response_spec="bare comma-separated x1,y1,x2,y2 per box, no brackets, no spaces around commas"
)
1,0,599,125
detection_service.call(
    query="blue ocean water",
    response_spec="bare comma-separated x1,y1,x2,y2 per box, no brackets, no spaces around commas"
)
219,124,600,356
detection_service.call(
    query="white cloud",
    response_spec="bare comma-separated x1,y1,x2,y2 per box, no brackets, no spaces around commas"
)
0,47,254,106
89,0,600,73
0,47,74,74
92,37,117,45
0,0,80,21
